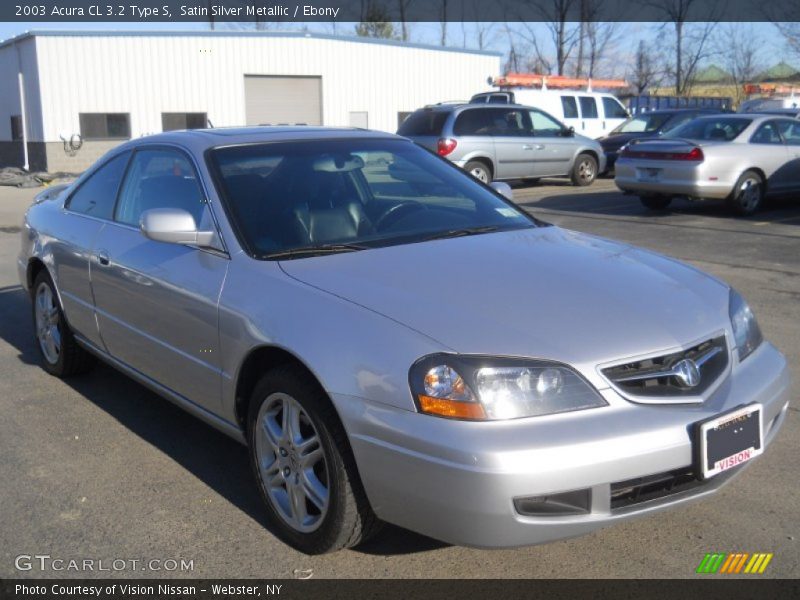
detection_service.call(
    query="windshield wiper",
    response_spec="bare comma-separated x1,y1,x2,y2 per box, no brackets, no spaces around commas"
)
423,225,500,242
264,243,370,260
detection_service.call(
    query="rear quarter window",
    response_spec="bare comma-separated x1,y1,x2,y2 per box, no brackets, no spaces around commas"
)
397,111,448,136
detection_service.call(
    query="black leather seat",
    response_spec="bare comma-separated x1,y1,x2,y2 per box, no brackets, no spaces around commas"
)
289,171,374,244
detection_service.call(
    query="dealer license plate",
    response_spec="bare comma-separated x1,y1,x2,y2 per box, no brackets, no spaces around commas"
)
696,404,763,480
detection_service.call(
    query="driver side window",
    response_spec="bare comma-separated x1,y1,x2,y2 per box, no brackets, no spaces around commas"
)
115,148,209,228
529,110,564,137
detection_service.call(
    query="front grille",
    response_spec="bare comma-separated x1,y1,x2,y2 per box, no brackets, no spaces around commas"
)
602,335,728,399
610,467,703,510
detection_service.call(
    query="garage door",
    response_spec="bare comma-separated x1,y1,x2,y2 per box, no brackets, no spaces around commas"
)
244,75,322,126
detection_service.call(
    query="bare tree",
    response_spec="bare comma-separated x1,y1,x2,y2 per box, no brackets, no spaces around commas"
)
515,0,580,75
642,0,721,95
573,1,618,78
440,0,448,46
505,22,554,74
459,1,499,50
763,4,800,60
397,0,413,42
719,24,763,104
630,39,663,94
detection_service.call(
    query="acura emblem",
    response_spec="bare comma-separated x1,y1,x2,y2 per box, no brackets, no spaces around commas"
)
673,359,701,388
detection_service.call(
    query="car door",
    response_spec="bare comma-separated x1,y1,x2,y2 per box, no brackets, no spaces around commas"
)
485,107,536,179
51,151,131,349
527,109,575,177
89,146,229,413
578,96,601,138
600,96,629,136
775,119,800,192
749,120,791,193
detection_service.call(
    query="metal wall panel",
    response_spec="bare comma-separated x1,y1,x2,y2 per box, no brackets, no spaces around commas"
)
244,75,322,126
22,33,499,142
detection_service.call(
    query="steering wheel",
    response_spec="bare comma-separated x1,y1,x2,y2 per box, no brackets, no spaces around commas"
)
375,201,427,231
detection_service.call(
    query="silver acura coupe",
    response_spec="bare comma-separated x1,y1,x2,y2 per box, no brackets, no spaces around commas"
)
18,127,790,554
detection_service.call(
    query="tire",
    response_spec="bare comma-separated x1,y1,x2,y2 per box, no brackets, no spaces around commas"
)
247,365,382,554
31,270,94,378
639,195,672,211
726,170,764,217
464,160,492,184
570,153,598,186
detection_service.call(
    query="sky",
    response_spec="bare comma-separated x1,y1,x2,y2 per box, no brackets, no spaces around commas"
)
0,20,794,79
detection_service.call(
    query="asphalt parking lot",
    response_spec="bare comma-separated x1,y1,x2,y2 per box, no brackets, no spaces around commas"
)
0,179,797,579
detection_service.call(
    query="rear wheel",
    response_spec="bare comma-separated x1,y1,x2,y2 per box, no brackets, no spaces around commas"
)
726,170,764,217
570,153,598,186
32,270,94,377
639,195,672,211
464,160,492,184
247,365,382,554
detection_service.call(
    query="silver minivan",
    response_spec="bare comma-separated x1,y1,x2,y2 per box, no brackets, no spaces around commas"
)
398,103,606,186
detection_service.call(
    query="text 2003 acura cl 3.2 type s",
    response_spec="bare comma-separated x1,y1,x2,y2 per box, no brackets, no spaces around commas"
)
18,128,790,554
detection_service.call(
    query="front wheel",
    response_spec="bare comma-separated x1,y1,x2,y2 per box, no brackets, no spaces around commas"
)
639,195,672,211
464,160,492,184
247,365,381,554
726,170,764,216
570,153,598,186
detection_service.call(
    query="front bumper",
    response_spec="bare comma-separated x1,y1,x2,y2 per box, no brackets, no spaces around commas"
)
335,342,790,548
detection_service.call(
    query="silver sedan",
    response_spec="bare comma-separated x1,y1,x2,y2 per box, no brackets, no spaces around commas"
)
18,127,790,554
614,114,800,215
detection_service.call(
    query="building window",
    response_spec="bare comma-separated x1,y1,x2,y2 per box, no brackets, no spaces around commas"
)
10,115,23,141
79,113,131,140
162,112,208,131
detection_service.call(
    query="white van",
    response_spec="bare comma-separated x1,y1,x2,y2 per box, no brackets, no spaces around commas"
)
738,96,800,113
470,89,629,139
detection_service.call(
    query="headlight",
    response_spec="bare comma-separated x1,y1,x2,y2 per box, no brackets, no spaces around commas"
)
729,288,763,362
409,355,607,421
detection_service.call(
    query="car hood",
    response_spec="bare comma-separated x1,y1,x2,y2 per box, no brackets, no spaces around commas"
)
279,227,730,382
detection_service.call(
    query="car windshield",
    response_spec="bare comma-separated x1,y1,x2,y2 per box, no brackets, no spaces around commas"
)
613,113,672,134
209,139,536,259
664,117,752,141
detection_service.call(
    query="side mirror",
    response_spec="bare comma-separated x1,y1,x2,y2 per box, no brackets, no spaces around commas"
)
490,181,513,201
140,208,216,247
564,126,575,137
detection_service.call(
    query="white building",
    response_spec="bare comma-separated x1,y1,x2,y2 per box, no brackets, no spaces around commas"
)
0,30,500,172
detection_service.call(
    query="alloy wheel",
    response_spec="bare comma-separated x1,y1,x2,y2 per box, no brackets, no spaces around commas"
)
470,166,489,183
34,282,61,365
577,158,595,183
255,392,330,533
738,177,761,212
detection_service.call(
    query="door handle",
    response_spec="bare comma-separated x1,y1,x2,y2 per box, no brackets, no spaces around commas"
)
97,250,110,266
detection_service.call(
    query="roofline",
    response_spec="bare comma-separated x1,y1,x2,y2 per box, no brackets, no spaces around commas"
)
0,29,502,57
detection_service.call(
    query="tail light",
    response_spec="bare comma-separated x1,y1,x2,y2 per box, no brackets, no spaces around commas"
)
437,138,458,156
621,145,704,162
